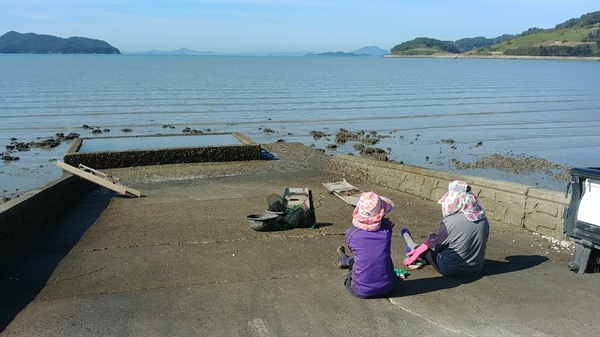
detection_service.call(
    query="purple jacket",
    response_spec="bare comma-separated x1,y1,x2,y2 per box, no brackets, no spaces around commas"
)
345,219,396,297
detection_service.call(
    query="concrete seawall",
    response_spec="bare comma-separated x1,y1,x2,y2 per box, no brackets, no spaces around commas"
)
326,154,569,238
0,151,571,266
0,175,95,266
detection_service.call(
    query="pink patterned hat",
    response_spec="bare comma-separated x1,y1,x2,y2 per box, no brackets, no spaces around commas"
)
437,180,486,221
352,191,394,231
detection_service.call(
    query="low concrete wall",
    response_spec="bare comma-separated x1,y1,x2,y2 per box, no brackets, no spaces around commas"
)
326,155,570,238
64,145,262,169
0,175,95,266
63,133,262,169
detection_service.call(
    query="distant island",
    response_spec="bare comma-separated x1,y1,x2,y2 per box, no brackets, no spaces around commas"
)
125,46,389,57
390,11,600,58
0,31,120,54
305,46,389,57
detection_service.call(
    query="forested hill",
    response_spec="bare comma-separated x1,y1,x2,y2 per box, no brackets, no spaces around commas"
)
0,31,120,54
391,10,600,57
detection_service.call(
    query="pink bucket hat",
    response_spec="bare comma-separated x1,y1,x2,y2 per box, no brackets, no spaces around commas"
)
352,191,394,231
437,180,486,221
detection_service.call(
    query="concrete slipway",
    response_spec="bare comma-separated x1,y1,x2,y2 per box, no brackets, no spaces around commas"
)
1,142,598,336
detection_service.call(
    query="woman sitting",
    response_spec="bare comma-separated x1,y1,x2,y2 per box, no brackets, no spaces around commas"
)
401,180,489,277
337,191,398,298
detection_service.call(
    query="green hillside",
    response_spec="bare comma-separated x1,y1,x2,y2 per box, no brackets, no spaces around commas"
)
391,11,600,57
477,24,599,56
0,31,120,54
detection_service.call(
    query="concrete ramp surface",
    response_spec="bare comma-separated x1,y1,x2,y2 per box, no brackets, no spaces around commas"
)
1,143,599,336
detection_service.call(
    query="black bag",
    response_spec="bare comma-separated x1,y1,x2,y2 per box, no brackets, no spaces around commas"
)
266,194,286,213
283,204,316,228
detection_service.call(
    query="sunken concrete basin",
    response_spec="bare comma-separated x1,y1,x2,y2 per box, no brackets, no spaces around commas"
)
63,133,261,169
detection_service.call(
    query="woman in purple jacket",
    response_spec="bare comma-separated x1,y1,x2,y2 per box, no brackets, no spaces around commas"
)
337,191,398,298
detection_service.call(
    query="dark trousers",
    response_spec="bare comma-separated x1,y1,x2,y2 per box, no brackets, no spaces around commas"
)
424,250,442,274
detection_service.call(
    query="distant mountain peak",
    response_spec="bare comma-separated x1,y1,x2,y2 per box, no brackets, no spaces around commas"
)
350,46,389,56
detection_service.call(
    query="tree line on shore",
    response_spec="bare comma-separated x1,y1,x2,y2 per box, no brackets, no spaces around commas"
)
391,11,600,57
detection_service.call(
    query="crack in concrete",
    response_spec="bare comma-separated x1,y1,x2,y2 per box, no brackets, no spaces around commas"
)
48,266,105,285
387,298,477,337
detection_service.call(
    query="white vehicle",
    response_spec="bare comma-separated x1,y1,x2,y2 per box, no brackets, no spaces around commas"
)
564,167,600,273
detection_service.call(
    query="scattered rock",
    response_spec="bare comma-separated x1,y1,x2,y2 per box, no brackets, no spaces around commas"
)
183,127,204,134
353,143,365,151
359,146,388,161
1,154,20,161
4,132,74,154
335,128,358,144
36,138,61,148
310,130,327,140
55,132,80,140
361,136,379,145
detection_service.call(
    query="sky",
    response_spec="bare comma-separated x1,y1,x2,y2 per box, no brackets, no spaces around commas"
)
1,0,599,53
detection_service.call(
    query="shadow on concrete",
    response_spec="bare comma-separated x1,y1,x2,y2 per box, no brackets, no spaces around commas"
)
0,188,113,332
390,255,549,298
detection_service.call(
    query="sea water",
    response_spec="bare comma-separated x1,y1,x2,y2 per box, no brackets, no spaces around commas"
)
1,55,599,197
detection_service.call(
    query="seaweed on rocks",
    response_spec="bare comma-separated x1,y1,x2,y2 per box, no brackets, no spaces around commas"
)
452,152,571,182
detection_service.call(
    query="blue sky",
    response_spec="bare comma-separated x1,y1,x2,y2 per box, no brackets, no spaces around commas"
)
1,0,599,53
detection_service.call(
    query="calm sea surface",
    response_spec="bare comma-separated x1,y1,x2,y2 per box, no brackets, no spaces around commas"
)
1,55,599,196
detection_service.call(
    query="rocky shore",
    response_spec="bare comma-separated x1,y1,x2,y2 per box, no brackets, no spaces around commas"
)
1,126,574,204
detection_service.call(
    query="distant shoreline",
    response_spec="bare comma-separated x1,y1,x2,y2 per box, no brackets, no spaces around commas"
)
384,54,600,61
